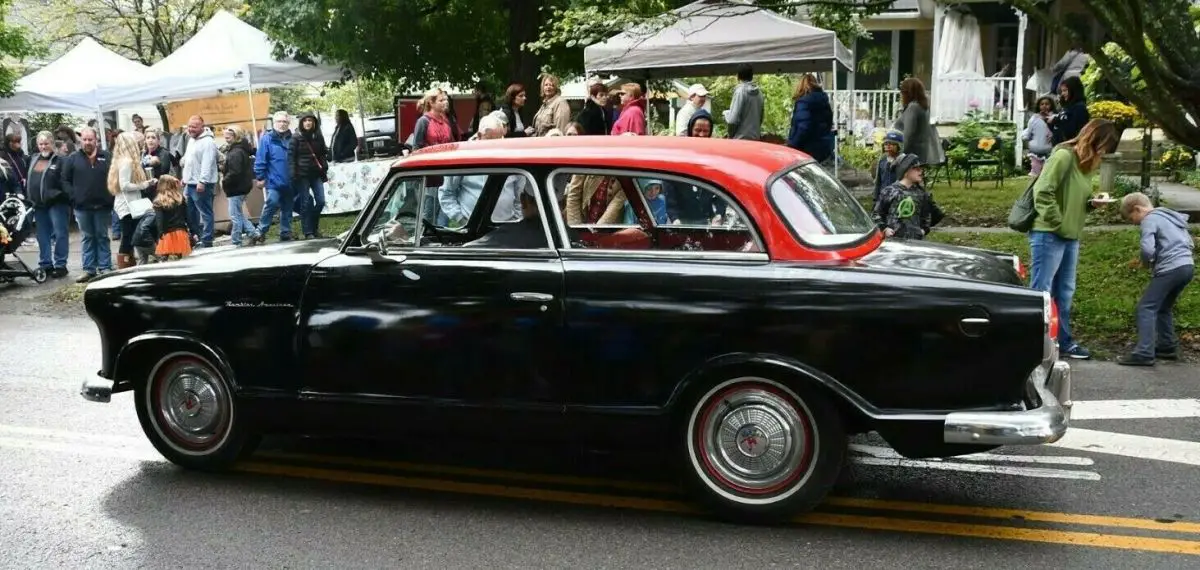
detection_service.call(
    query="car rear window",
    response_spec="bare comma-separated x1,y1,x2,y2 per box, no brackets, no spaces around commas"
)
768,163,877,247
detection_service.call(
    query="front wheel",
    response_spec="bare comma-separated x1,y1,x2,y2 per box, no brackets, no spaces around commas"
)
683,376,846,524
135,352,257,470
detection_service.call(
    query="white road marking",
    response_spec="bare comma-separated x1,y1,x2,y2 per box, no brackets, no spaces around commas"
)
849,444,1095,465
851,456,1102,481
1071,399,1200,421
0,424,145,445
1050,428,1200,467
849,444,1101,480
0,436,162,463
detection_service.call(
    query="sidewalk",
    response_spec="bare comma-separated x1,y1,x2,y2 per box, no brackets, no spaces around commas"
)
0,230,85,305
1155,180,1200,216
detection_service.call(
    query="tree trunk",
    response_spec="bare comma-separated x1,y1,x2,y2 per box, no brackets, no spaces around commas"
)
506,0,543,125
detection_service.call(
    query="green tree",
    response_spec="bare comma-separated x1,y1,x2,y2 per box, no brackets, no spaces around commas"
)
324,79,399,117
0,0,41,96
1006,0,1200,147
246,0,893,118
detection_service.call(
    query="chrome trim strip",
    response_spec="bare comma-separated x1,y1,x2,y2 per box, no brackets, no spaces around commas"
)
557,249,770,263
943,360,1071,446
81,376,114,403
960,318,990,325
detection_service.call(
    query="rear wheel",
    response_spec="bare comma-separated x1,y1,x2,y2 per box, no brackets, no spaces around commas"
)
32,267,47,284
135,352,257,470
683,376,846,524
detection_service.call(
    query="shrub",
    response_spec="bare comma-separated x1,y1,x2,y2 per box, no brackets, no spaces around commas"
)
1159,143,1195,181
944,110,1016,176
1088,100,1143,130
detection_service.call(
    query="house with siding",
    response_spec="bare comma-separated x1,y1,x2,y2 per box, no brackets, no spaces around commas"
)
817,0,1103,164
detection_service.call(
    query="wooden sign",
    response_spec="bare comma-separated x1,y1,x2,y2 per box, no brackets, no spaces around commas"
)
166,92,272,130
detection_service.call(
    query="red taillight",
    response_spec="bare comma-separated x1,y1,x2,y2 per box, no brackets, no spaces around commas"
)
1048,299,1060,341
1014,255,1027,280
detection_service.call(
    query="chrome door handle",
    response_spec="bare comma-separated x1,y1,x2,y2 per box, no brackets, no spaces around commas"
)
510,292,554,302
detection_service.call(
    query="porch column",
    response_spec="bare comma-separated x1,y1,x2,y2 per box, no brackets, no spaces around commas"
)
889,31,900,88
1013,9,1028,169
932,4,944,121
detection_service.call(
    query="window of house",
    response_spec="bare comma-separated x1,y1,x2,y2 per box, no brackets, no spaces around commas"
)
549,169,762,254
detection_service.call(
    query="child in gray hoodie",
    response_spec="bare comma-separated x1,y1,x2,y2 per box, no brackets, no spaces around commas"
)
1118,192,1195,366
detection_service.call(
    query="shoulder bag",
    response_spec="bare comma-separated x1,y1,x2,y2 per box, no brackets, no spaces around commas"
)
1007,150,1073,233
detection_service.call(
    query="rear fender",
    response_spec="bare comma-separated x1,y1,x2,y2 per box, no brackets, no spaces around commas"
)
110,331,236,395
667,352,882,431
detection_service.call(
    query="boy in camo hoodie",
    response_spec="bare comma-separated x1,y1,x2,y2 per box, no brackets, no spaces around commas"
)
873,153,944,239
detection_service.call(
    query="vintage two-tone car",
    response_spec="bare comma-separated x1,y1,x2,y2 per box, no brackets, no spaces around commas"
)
80,136,1070,523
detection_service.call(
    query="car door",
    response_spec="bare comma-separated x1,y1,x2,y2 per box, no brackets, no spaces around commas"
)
544,167,772,439
296,169,565,434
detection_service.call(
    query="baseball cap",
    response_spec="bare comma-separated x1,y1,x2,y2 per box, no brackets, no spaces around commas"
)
884,130,904,144
688,84,709,97
891,153,926,178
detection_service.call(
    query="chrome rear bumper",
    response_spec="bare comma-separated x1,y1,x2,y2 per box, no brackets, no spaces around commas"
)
943,360,1071,445
81,376,114,403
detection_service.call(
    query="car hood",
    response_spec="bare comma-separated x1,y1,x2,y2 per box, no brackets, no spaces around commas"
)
856,238,1022,285
88,238,343,287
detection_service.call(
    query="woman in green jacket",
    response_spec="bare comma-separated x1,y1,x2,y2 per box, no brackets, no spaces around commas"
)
1030,119,1120,360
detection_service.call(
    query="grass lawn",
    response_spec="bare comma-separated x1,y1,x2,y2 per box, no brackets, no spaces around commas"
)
929,228,1200,359
859,177,1126,227
258,212,361,240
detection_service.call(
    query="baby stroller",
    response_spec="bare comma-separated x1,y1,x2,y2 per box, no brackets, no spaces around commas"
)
0,194,48,284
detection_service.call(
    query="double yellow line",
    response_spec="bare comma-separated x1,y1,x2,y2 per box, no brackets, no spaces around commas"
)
239,452,1200,556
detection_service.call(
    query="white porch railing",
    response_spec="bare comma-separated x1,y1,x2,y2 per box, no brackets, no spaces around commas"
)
829,76,1020,139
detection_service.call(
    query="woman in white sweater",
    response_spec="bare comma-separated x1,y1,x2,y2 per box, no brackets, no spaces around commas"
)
106,132,158,269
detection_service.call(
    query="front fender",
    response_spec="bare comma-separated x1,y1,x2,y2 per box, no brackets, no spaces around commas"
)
109,331,238,395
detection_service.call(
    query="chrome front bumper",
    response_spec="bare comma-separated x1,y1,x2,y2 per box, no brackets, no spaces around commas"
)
943,360,1072,446
81,376,114,403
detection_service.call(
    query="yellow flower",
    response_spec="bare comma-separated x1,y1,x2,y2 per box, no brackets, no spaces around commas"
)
978,137,996,152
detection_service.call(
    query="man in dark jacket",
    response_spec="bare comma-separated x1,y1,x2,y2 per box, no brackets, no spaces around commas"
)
289,112,329,239
61,127,114,282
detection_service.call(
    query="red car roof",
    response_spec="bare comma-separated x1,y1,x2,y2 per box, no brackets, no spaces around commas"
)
392,136,882,262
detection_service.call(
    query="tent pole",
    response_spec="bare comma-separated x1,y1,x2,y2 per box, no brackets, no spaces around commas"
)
97,108,108,151
247,75,259,135
354,71,367,162
832,62,839,181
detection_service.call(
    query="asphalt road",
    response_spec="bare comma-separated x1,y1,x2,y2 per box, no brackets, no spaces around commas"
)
2,307,1200,568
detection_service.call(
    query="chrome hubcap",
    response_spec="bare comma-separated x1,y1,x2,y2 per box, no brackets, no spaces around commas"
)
701,388,808,493
156,361,227,447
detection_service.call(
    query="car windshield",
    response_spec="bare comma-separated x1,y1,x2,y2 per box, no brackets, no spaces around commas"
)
365,116,394,134
769,163,877,247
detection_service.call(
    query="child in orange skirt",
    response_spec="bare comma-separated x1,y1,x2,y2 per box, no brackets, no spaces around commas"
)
153,175,193,260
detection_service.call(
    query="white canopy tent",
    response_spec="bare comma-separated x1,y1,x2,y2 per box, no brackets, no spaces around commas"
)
96,10,345,131
583,0,853,79
0,37,151,148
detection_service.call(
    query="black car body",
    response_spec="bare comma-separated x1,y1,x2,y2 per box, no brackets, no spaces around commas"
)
81,136,1071,523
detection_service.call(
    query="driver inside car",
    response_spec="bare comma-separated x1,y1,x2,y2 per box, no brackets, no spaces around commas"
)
463,186,547,249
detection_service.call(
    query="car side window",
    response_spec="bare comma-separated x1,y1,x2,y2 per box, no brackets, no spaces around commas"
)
549,169,762,253
363,171,549,251
363,175,424,248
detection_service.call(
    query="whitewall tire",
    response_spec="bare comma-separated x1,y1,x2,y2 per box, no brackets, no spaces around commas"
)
683,376,846,523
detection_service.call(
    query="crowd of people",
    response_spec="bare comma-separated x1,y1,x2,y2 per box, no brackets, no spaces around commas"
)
0,108,362,283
